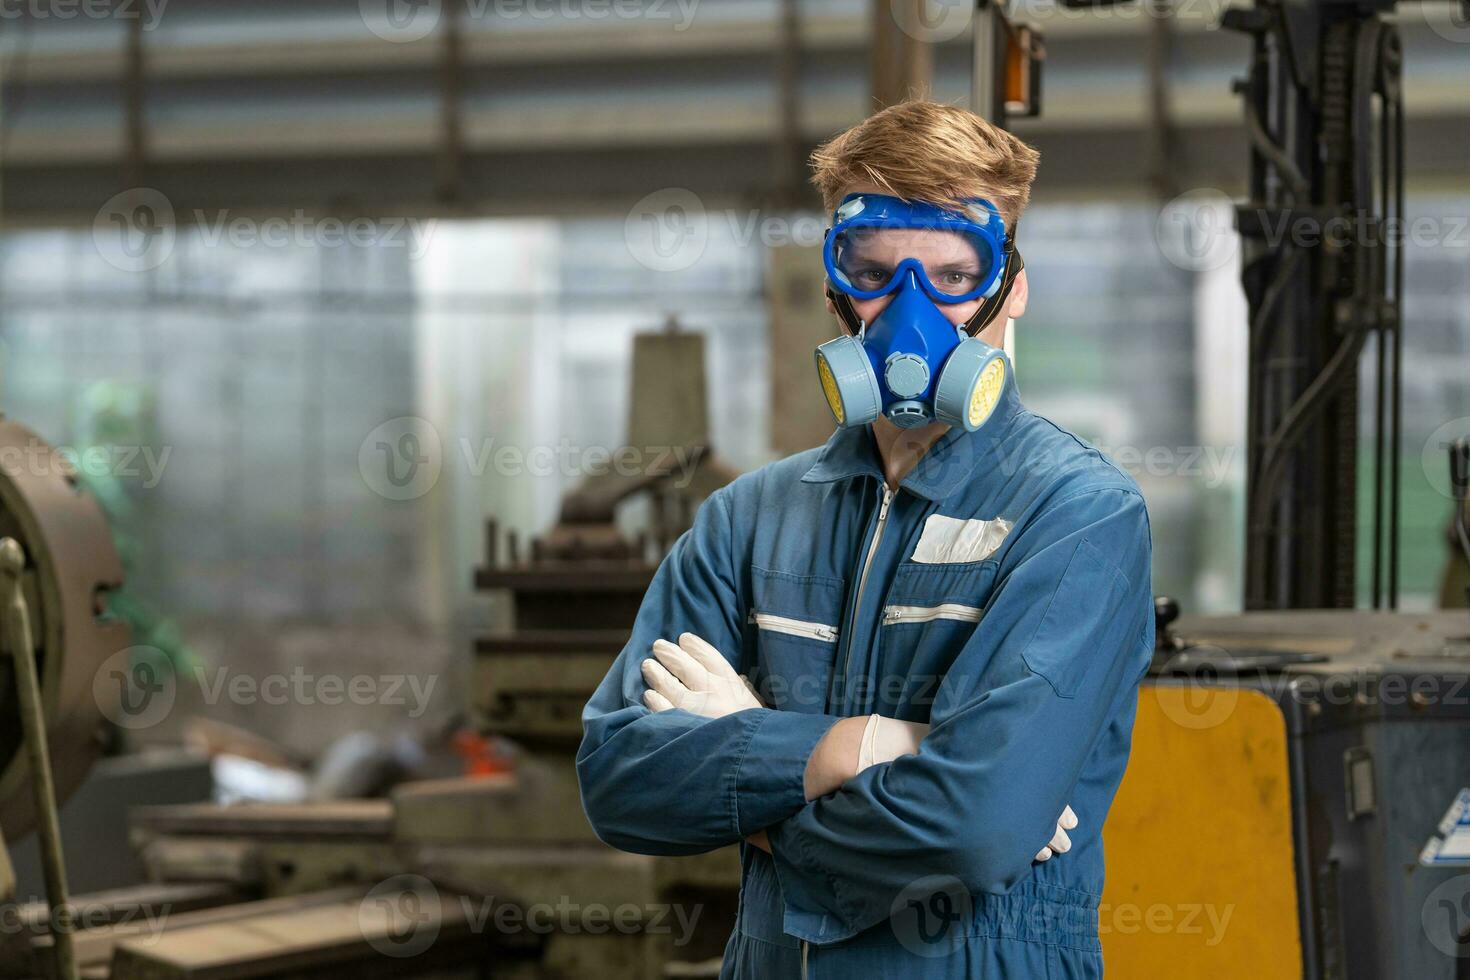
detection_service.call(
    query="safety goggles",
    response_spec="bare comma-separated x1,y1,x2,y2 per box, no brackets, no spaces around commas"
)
823,193,1010,305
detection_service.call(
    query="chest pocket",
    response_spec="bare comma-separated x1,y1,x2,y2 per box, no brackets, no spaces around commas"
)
746,565,845,714
876,559,999,715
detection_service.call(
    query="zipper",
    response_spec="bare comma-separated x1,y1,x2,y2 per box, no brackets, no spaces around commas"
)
882,602,984,625
839,483,894,709
747,610,839,642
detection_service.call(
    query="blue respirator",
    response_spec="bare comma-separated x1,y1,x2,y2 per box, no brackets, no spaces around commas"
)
815,193,1024,431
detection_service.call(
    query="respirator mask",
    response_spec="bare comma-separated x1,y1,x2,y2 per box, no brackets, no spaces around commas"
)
815,193,1025,432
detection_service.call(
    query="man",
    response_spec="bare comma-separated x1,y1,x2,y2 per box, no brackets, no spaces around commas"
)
578,100,1153,978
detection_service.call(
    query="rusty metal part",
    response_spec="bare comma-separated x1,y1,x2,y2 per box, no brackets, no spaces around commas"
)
0,419,129,841
2,536,79,980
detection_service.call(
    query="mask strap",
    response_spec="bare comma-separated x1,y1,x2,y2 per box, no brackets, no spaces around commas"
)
962,242,1024,338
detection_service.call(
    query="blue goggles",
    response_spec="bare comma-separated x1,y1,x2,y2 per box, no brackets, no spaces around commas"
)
823,193,1010,305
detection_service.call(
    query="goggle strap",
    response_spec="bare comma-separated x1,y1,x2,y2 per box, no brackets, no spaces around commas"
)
827,284,866,336
963,244,1025,338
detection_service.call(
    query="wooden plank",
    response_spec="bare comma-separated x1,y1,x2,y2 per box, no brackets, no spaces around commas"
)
130,802,393,839
108,886,481,979
35,887,365,972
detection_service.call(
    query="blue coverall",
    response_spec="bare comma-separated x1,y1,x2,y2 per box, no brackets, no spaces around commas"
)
578,377,1154,978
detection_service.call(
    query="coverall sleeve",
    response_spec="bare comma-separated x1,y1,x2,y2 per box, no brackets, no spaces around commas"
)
765,487,1153,943
577,486,843,856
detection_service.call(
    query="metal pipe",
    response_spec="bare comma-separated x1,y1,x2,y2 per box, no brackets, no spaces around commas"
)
0,537,79,980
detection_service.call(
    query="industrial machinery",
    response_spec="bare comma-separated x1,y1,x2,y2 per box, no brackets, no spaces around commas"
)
4,2,1467,977
0,418,131,980
51,325,741,980
1072,0,1470,974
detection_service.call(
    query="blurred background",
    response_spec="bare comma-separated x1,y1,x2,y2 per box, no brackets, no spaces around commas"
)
0,1,1467,977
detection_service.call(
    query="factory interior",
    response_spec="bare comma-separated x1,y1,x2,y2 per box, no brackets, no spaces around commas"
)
0,0,1468,977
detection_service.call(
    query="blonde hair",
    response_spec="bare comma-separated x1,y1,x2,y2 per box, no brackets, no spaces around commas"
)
810,100,1040,234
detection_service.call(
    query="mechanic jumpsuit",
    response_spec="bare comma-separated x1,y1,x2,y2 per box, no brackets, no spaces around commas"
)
577,377,1154,979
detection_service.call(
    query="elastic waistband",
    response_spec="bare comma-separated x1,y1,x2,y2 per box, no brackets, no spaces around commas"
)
739,876,1102,953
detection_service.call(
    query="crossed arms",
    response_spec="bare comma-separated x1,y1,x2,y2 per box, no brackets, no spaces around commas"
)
576,484,1151,943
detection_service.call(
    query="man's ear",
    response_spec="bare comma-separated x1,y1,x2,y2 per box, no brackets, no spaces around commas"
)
1004,269,1029,320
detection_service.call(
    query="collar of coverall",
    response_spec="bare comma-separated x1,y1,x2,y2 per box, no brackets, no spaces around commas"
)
800,373,1024,502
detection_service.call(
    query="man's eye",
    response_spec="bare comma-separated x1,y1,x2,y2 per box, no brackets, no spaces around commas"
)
937,271,979,291
854,268,891,287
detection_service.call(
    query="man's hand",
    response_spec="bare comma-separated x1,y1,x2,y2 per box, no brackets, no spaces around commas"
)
1035,805,1079,862
641,632,764,719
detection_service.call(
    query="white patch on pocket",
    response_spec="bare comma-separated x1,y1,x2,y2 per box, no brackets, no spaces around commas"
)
910,514,1013,564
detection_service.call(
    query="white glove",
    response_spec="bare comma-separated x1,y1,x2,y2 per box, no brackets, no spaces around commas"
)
1035,805,1079,862
641,633,764,719
854,716,1078,862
